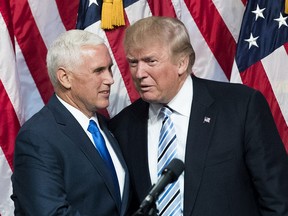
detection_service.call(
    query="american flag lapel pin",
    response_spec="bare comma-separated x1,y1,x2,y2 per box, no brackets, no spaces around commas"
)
203,116,211,123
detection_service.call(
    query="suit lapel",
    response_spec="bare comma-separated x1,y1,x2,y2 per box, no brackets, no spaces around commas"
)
47,95,122,213
184,77,217,216
99,116,130,214
128,101,152,201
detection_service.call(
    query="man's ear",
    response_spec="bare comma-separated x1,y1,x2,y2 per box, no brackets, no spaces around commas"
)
178,55,189,75
57,67,71,89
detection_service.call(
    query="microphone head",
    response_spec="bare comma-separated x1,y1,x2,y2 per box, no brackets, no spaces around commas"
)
162,158,184,182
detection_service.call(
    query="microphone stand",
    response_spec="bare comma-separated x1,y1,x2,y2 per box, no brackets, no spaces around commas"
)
132,159,185,216
132,200,158,216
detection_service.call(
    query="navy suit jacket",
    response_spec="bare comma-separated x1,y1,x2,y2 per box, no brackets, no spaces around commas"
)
109,75,288,216
11,94,130,216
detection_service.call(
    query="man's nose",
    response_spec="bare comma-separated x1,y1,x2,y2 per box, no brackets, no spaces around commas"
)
135,62,147,79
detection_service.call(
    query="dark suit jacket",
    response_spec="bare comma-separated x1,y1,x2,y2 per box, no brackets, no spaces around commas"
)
109,75,288,216
11,94,130,216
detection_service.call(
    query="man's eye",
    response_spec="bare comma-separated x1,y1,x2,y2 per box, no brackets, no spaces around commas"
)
95,68,104,73
148,59,157,65
128,61,138,67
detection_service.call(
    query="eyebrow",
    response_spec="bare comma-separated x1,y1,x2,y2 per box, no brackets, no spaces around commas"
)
142,57,154,62
127,56,155,62
127,57,138,63
93,63,113,72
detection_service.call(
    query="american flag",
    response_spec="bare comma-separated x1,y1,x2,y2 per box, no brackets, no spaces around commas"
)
235,0,288,150
0,0,287,215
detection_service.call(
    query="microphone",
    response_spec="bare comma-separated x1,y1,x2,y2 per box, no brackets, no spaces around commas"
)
137,158,185,215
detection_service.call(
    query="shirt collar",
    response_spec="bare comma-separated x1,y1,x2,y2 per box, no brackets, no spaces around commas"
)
149,75,193,120
168,75,192,117
56,95,99,131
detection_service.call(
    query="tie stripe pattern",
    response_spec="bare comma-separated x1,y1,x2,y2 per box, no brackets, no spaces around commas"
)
157,106,182,216
87,120,121,204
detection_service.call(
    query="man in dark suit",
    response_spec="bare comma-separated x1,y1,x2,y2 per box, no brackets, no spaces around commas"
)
11,30,130,215
109,16,288,216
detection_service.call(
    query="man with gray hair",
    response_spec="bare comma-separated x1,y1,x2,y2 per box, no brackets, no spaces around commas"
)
11,29,131,216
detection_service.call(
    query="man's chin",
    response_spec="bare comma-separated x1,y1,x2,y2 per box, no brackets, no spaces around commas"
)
141,94,159,104
96,101,109,110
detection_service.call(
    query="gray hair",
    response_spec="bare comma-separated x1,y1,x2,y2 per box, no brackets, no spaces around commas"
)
124,16,195,72
46,29,105,87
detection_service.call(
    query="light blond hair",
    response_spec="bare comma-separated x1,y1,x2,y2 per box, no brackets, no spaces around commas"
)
124,16,195,72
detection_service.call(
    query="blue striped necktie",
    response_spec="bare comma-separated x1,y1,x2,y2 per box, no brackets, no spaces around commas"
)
87,120,121,203
157,106,182,216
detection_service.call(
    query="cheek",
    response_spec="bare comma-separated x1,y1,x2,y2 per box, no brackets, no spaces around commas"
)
161,72,178,89
75,79,100,99
130,68,137,79
86,76,101,88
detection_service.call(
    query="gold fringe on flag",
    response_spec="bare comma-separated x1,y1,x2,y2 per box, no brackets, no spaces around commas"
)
101,0,113,29
101,0,125,30
285,0,288,14
112,0,125,26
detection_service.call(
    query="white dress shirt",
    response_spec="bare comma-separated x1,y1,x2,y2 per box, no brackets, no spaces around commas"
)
147,75,193,210
56,95,125,199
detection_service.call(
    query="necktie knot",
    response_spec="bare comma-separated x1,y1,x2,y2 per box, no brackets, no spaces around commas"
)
87,119,109,165
88,119,100,135
160,106,173,121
